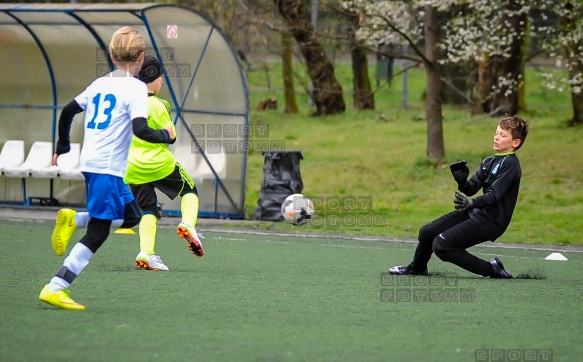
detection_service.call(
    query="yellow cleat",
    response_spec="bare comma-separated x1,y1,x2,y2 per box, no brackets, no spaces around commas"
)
52,209,77,256
39,284,85,311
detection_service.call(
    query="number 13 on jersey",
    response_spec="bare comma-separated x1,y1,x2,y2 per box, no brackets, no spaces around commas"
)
87,93,117,130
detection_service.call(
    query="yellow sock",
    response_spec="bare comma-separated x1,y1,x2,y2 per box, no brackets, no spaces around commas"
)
139,214,157,255
181,193,199,226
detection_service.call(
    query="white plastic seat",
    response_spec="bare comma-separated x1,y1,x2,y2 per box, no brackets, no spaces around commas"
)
32,143,82,179
59,144,84,180
0,140,25,174
194,151,227,183
59,166,85,180
31,143,81,179
3,141,53,178
171,142,226,184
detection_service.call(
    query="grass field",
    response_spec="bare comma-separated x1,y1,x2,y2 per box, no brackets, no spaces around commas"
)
1,219,582,362
1,60,581,362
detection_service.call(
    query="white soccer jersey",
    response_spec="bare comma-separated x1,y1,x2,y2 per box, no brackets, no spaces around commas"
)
75,69,148,178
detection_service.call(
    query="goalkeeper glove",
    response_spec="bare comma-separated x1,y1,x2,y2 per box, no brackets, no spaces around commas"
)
454,191,473,211
450,160,470,185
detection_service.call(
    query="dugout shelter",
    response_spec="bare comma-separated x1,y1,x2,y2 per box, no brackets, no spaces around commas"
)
0,3,249,219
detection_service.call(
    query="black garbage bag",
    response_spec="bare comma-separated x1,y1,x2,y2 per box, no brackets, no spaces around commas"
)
253,150,303,221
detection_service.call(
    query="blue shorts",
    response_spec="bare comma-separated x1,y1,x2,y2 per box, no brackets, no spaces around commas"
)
83,172,135,220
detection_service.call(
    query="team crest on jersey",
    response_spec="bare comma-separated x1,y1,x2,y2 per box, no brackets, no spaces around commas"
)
492,164,500,174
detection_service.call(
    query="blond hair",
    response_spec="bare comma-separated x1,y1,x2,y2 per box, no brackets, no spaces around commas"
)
108,26,144,63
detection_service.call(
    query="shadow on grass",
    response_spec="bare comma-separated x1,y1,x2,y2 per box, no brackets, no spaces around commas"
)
426,267,547,280
514,267,547,279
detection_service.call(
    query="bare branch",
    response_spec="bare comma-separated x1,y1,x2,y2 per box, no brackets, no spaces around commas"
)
370,13,432,66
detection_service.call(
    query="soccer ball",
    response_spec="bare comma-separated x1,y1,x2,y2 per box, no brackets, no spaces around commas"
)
281,194,315,225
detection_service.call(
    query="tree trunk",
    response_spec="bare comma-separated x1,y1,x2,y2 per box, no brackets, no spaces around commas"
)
472,52,491,114
282,32,298,114
424,5,444,160
347,11,374,110
561,2,583,125
518,17,528,112
274,0,345,115
569,89,583,126
473,0,526,116
490,0,526,116
350,44,375,110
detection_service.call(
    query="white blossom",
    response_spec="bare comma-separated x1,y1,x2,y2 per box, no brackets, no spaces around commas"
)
343,0,583,97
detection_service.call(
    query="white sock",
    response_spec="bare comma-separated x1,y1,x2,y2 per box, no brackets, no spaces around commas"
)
75,212,90,228
48,243,94,291
111,219,123,229
74,212,123,229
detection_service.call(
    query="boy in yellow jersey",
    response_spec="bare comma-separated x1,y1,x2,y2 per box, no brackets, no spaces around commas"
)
124,55,204,271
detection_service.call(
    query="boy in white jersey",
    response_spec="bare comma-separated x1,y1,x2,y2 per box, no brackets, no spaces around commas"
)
125,55,204,271
39,27,175,310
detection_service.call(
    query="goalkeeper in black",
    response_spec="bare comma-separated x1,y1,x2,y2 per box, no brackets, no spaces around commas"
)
389,115,529,278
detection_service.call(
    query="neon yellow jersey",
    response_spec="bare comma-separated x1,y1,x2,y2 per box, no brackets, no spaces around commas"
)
124,94,176,185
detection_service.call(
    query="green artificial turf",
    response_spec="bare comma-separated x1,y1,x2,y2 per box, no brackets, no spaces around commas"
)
0,220,581,362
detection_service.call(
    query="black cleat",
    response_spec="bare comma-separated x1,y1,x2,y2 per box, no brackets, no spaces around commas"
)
388,264,429,276
490,257,513,279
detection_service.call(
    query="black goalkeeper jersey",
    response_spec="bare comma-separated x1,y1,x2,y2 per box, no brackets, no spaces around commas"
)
458,153,522,241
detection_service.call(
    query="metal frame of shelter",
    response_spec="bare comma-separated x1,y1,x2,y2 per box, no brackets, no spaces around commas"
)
0,3,249,219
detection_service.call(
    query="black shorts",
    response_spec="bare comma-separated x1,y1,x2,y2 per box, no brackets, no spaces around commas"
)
129,163,197,208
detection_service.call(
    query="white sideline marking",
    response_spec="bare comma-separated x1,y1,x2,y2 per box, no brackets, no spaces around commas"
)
204,228,583,254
